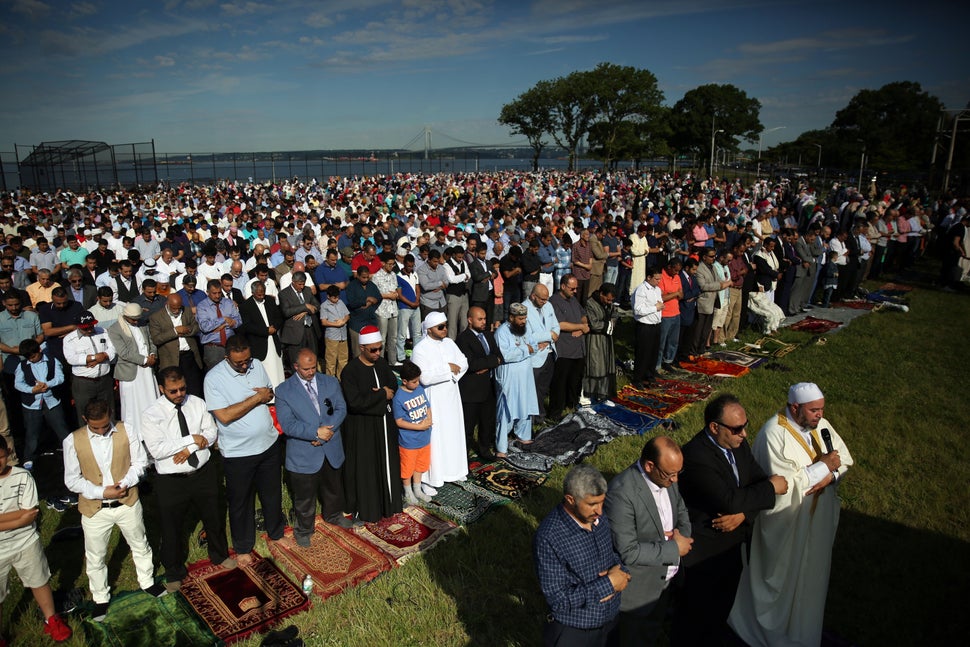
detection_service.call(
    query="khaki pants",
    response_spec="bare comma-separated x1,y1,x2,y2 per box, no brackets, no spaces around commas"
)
0,397,17,464
324,338,348,378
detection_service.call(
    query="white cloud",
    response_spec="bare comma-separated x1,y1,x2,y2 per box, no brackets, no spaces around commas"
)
155,55,176,67
10,0,50,19
220,1,271,17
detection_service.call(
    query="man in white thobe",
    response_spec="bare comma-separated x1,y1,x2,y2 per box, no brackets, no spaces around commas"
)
729,382,853,647
410,311,468,488
107,303,158,442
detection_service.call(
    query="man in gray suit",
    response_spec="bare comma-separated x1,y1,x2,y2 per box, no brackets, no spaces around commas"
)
278,271,320,368
604,436,693,647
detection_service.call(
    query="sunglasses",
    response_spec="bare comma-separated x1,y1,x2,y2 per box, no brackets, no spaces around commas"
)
365,345,383,353
716,420,749,435
324,398,334,416
434,323,447,331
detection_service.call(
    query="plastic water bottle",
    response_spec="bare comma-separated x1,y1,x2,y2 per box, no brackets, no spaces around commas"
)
302,574,313,596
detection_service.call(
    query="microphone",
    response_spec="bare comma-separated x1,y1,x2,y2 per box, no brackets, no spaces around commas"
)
820,427,834,454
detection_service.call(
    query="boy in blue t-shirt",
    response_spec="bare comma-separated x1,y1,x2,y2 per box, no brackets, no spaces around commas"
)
392,361,433,505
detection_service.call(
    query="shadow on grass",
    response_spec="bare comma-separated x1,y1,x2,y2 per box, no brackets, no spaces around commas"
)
828,509,970,646
422,480,561,646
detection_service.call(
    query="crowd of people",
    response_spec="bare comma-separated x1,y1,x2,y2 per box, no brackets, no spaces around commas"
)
0,169,963,644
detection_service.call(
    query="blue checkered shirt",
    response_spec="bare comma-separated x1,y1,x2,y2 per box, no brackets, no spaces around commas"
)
533,504,623,629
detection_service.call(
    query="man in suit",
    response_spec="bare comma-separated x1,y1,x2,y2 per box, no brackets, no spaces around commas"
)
672,394,787,646
278,271,320,368
219,274,245,307
238,281,285,385
65,269,97,308
604,436,693,647
149,294,204,397
456,306,500,460
468,245,494,326
275,348,354,546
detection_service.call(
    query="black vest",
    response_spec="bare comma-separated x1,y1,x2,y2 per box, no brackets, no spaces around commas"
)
115,276,138,303
444,259,468,297
19,356,55,406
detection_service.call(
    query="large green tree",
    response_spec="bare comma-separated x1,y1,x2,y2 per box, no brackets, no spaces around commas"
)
585,63,665,169
588,108,672,170
545,69,599,171
669,84,763,174
832,81,943,171
499,81,555,172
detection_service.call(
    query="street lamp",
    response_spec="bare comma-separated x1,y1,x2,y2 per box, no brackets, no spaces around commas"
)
757,126,786,179
812,143,822,168
710,125,724,180
857,140,866,190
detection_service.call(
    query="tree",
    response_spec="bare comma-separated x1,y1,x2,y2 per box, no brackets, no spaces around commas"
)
832,81,944,172
499,81,555,172
545,70,599,171
669,84,763,175
585,63,665,169
588,108,672,170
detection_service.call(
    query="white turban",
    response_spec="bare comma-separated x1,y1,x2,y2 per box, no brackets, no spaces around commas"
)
788,382,824,404
422,311,447,334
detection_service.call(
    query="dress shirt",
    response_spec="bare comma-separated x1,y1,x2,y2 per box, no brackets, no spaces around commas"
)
166,308,190,351
638,461,680,581
632,281,663,325
63,424,148,499
196,297,239,345
62,329,116,377
533,504,623,629
140,394,217,474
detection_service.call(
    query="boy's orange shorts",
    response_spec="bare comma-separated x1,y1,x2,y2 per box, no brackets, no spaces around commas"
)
399,444,430,479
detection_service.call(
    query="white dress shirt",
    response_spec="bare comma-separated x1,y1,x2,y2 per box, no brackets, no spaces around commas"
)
63,424,147,499
140,394,218,474
62,329,116,377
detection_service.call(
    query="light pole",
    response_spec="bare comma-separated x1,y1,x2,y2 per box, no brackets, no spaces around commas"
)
812,143,822,168
857,141,866,190
710,121,724,180
757,126,786,179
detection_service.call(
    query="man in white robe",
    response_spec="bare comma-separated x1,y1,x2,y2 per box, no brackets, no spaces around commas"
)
107,303,159,441
410,311,468,489
494,302,539,458
729,382,853,647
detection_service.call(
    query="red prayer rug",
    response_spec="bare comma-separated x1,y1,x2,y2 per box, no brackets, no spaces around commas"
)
704,350,766,369
878,282,914,292
181,555,309,644
678,358,750,378
788,316,842,333
831,300,876,310
352,505,459,565
265,519,394,601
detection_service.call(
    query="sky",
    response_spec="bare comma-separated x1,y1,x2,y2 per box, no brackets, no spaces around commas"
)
0,0,966,154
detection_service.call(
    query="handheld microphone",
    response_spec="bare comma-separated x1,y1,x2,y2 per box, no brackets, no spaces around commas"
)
820,427,834,454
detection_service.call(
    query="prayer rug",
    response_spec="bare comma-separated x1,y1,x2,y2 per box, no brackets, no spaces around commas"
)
678,358,750,378
424,480,510,525
613,387,690,417
352,505,459,564
704,350,767,369
878,282,914,292
745,337,800,358
181,556,309,644
591,402,665,435
265,520,394,601
633,378,715,402
788,316,843,334
503,452,555,473
521,412,608,463
470,461,549,499
866,290,909,305
82,589,220,647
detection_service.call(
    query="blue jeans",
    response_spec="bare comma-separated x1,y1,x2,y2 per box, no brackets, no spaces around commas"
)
396,308,422,361
603,265,618,287
657,314,681,368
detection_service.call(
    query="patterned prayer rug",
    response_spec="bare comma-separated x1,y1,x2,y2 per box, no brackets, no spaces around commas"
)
591,402,666,435
745,337,800,358
788,316,843,333
82,589,220,647
470,461,549,499
265,520,394,600
678,358,750,378
519,412,607,463
503,451,555,473
424,480,510,525
635,378,715,402
704,350,767,369
613,386,691,417
352,505,459,565
181,556,309,644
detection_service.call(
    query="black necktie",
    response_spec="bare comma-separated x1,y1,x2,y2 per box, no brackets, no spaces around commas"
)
175,402,199,468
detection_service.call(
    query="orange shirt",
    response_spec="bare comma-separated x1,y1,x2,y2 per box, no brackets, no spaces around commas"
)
659,271,682,318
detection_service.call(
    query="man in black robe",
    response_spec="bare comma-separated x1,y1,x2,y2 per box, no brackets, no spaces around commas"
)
339,325,402,522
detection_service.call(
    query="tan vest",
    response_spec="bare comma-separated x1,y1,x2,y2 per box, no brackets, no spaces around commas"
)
72,422,139,518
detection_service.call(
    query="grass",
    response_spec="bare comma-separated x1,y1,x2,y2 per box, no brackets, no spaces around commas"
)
5,267,970,645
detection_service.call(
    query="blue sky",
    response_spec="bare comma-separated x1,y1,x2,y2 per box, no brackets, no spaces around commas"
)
0,0,965,154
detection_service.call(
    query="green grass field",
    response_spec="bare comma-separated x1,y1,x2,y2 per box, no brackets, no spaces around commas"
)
6,274,970,646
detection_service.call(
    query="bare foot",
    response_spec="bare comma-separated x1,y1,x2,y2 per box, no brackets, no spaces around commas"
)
236,552,255,568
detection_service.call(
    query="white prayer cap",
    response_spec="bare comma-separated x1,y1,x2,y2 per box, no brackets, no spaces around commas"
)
788,382,824,404
422,311,447,333
358,325,383,346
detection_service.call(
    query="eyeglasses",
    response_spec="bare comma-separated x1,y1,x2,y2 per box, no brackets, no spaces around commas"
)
364,345,383,353
434,323,447,331
715,420,749,435
652,462,684,481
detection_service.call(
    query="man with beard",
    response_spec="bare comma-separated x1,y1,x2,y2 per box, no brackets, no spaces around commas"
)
456,306,501,460
410,311,468,490
524,283,559,424
108,304,158,442
493,303,539,458
339,326,402,522
548,274,588,421
729,383,853,647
